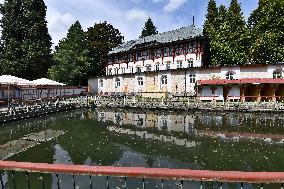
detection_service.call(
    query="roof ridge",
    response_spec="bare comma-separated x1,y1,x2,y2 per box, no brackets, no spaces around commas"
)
109,25,203,55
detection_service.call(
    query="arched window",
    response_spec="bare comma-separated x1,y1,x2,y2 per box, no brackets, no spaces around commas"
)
137,77,144,86
161,75,167,85
273,70,282,79
100,79,104,87
189,74,196,83
115,78,121,88
226,71,235,80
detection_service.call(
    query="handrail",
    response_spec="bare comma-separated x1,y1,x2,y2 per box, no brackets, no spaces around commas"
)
0,161,284,183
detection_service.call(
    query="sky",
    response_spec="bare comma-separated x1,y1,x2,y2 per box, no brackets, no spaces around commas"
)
0,0,259,47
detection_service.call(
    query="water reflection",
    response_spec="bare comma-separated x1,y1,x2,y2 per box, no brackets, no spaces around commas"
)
0,109,283,188
96,109,284,144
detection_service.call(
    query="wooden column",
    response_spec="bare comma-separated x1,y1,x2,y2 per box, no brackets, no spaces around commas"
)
211,86,217,102
196,85,203,101
271,84,279,102
240,86,246,103
255,85,263,103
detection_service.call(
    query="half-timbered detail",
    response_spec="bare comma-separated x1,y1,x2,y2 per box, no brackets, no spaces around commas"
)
89,25,284,102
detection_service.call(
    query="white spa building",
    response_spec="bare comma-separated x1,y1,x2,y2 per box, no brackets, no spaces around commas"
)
89,26,284,102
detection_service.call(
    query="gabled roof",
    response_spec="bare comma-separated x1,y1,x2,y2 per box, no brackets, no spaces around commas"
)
109,25,203,55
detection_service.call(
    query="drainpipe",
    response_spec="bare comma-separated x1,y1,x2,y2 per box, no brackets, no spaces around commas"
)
184,70,187,97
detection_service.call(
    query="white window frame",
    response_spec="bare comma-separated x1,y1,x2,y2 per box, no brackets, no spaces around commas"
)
161,75,167,85
121,67,126,74
137,77,144,86
188,58,194,68
146,64,152,71
226,72,235,80
177,60,183,68
114,68,119,75
115,78,121,88
136,66,142,73
155,63,160,71
100,79,104,87
108,68,112,75
273,70,282,79
189,74,196,83
166,62,171,70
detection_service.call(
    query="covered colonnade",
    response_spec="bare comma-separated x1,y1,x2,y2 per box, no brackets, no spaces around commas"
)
197,78,284,102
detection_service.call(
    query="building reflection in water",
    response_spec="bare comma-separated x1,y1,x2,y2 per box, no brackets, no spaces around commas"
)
96,109,284,144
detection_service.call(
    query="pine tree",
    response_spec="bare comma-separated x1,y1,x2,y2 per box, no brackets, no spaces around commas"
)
204,0,248,67
22,0,52,79
203,0,218,36
0,0,25,76
140,18,158,38
248,0,284,64
226,0,248,65
87,21,124,76
48,21,92,86
210,4,229,66
203,0,218,66
0,0,52,79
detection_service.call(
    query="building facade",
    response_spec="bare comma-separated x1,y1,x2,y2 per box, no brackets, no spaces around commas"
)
88,26,284,102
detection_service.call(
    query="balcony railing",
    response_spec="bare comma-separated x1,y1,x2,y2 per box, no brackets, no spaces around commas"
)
0,160,284,189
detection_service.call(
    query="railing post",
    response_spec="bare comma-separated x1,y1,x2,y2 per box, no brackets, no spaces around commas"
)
124,177,127,189
41,173,45,189
56,173,60,189
89,175,93,189
12,170,16,189
25,171,30,189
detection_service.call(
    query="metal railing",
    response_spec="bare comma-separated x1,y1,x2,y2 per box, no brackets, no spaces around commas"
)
0,160,284,189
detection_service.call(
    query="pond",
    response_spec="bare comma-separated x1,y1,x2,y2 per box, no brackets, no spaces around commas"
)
0,108,283,188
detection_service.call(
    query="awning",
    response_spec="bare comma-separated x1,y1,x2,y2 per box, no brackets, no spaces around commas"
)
198,78,284,85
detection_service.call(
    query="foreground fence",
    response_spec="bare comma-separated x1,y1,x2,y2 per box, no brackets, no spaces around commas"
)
0,160,283,189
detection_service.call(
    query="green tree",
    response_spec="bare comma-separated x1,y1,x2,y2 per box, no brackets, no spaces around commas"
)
86,21,124,76
0,0,25,76
210,5,230,66
48,21,92,86
203,0,218,36
140,17,158,38
204,0,248,66
203,0,218,66
248,0,284,64
226,0,248,65
0,0,52,79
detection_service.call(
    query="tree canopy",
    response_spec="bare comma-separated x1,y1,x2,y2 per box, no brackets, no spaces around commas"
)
248,0,284,64
0,0,52,80
48,21,92,86
140,17,158,38
86,21,124,76
203,0,248,66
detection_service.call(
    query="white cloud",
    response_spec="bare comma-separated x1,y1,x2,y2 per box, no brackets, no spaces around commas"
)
46,8,75,47
126,9,149,22
0,0,191,46
164,0,187,13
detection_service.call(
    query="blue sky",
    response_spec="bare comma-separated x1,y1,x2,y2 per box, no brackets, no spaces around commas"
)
0,0,259,46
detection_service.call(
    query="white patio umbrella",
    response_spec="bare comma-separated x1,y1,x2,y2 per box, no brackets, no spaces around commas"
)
32,78,66,86
0,75,33,107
